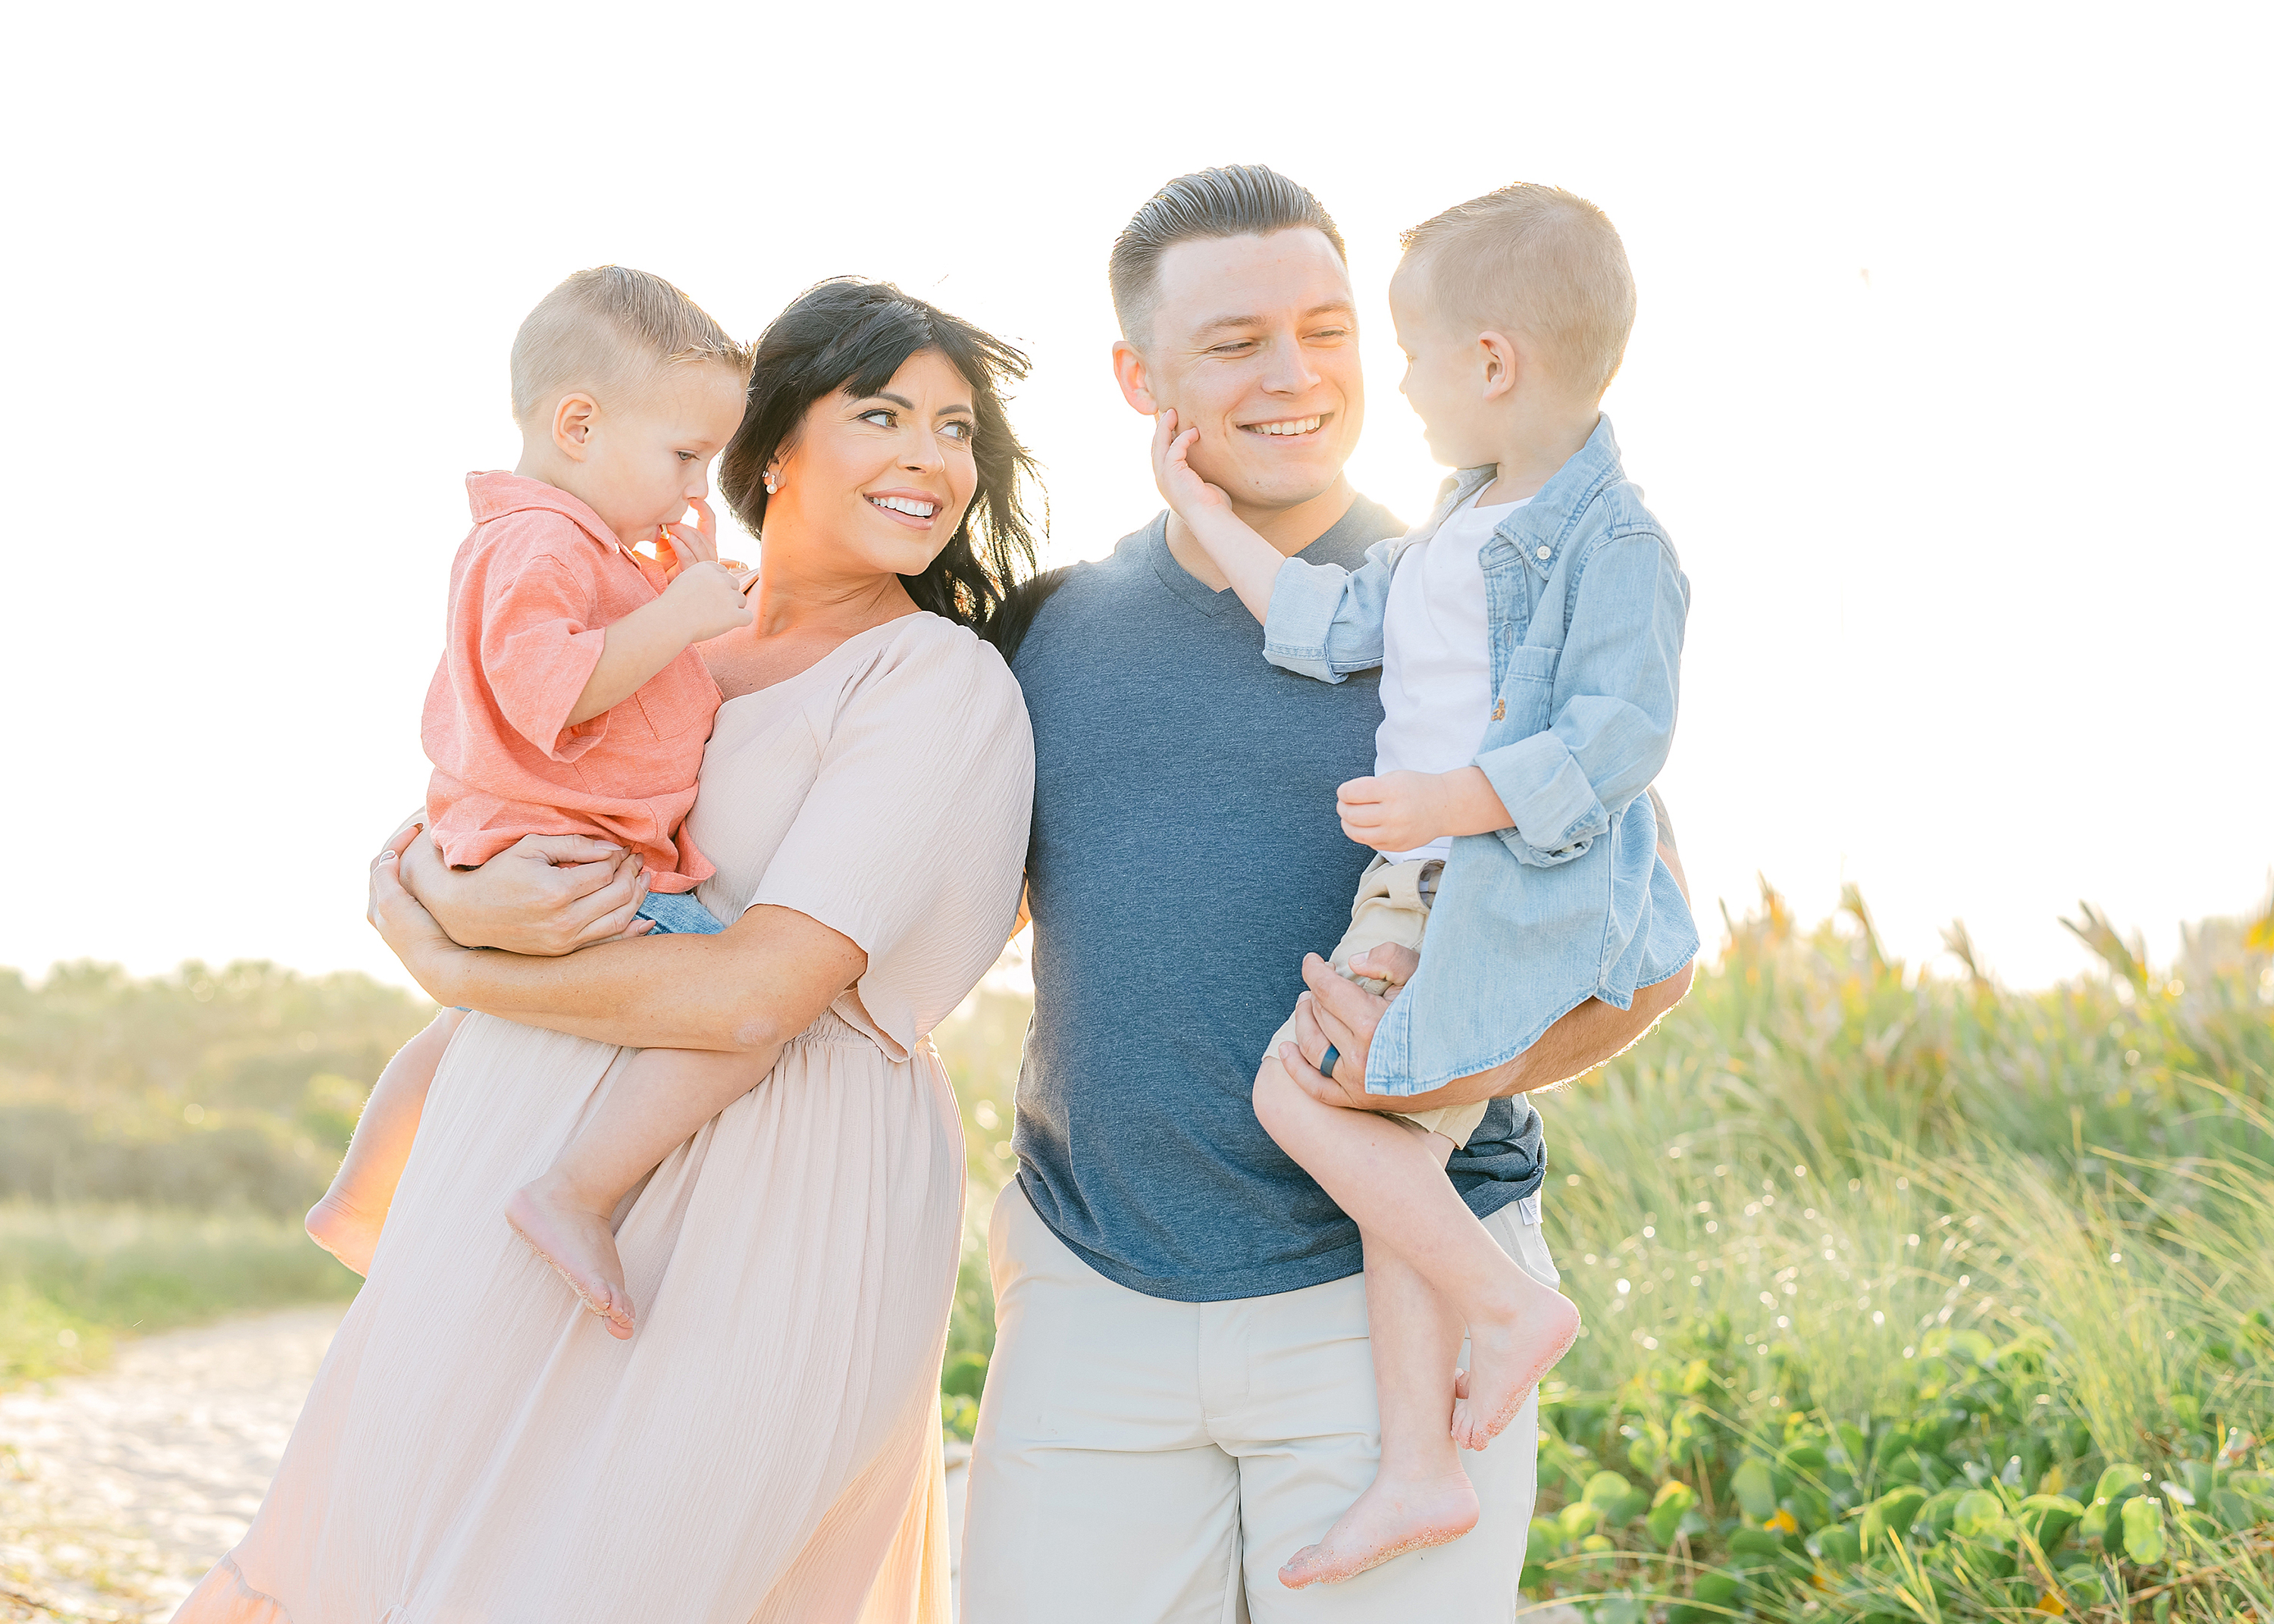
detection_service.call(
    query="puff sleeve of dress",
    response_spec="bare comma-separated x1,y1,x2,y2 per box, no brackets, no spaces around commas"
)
749,618,1035,1061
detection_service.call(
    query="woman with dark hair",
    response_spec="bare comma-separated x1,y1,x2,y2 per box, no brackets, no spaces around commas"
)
176,280,1040,1624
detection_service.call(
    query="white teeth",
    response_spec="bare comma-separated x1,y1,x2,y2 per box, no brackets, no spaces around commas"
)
869,496,937,517
1248,416,1323,437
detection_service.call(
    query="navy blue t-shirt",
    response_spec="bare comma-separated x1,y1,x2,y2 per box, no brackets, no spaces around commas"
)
1009,499,1547,1303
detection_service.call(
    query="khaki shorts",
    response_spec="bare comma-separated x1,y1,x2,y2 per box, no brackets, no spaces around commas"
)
1264,855,1492,1148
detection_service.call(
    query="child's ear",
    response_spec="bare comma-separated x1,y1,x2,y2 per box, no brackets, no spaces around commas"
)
1111,340,1160,416
551,392,600,460
1477,331,1521,402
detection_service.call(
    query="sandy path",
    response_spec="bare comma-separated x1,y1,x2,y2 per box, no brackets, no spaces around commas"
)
0,1308,978,1622
0,1306,346,1623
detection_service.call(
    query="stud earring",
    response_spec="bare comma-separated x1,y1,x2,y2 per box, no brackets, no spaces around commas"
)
763,471,780,495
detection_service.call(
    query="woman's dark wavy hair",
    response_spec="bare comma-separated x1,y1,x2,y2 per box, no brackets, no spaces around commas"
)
719,278,1043,631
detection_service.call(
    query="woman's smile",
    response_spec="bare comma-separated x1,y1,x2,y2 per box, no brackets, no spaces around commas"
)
866,487,945,528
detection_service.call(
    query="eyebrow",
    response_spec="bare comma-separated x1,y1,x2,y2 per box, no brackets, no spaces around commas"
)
1191,301,1358,340
871,390,976,417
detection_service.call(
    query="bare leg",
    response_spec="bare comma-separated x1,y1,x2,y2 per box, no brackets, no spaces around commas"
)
506,1047,771,1338
1253,1056,1579,1454
305,1008,464,1275
1280,1235,1478,1588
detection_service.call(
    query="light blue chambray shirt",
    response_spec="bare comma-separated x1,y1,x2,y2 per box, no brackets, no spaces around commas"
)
1263,415,1700,1095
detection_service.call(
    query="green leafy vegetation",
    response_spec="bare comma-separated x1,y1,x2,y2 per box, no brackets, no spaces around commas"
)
930,986,1027,1440
1511,882,2274,1620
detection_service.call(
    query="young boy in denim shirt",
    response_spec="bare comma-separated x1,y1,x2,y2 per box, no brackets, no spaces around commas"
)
1153,183,1698,1587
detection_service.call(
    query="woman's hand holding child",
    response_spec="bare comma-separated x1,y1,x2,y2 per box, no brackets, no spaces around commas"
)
374,819,654,958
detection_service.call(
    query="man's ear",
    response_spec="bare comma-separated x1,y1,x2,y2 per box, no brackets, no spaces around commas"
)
1110,340,1160,416
551,392,600,462
1476,330,1521,402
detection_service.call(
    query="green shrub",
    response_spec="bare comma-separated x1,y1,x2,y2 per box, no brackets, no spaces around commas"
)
1514,882,2274,1619
0,959,430,1214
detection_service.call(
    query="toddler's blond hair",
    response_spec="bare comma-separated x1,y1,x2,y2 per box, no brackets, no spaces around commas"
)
1400,184,1636,402
509,266,753,424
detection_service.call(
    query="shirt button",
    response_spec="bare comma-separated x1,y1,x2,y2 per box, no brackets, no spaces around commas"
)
1535,546,1552,561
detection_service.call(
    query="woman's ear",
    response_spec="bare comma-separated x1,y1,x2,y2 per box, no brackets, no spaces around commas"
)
551,392,600,461
1111,340,1160,416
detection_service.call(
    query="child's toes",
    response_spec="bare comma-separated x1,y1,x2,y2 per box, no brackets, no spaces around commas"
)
600,1288,637,1338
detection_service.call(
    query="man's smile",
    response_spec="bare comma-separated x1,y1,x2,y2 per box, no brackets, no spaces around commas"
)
1239,413,1330,440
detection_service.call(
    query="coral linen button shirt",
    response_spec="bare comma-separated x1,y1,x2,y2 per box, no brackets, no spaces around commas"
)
421,471,720,891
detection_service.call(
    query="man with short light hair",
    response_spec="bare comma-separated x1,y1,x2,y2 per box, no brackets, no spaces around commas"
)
960,165,1691,1620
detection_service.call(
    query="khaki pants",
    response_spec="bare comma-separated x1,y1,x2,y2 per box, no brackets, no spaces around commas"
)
959,1183,1557,1622
1264,856,1490,1147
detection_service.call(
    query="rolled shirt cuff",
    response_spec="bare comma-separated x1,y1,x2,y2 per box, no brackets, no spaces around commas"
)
1477,732,1607,867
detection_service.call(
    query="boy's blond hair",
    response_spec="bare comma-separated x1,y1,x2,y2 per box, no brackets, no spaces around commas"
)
509,265,753,424
1400,184,1636,402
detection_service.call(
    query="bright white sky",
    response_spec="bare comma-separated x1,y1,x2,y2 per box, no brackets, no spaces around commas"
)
4,2,2267,993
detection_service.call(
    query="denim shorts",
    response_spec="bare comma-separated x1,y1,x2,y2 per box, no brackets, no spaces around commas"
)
634,890,728,935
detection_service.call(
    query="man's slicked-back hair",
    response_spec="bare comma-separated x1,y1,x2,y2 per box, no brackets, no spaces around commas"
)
509,265,753,424
1399,183,1637,401
1108,165,1347,348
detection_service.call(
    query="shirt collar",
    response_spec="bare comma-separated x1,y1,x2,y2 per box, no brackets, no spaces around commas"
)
465,471,629,553
1442,414,1625,570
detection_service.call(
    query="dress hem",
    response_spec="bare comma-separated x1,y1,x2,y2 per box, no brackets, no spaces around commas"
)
172,1554,296,1623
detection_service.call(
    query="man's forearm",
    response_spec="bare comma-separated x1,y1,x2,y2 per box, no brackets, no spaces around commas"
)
1394,830,1694,1108
1493,962,1693,1094
1370,961,1695,1114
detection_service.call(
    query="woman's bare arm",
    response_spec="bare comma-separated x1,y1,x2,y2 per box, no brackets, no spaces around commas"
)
370,846,864,1055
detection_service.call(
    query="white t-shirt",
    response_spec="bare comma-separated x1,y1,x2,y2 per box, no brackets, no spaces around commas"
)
1373,487,1533,862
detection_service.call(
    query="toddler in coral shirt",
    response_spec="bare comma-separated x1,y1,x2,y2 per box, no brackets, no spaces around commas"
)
306,267,756,1338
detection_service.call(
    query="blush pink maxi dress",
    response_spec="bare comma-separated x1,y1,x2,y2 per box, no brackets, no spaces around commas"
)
176,615,1032,1624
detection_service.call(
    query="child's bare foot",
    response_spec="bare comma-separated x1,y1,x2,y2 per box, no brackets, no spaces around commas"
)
506,1177,635,1339
1280,1468,1480,1588
1451,1291,1580,1451
305,1191,385,1276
